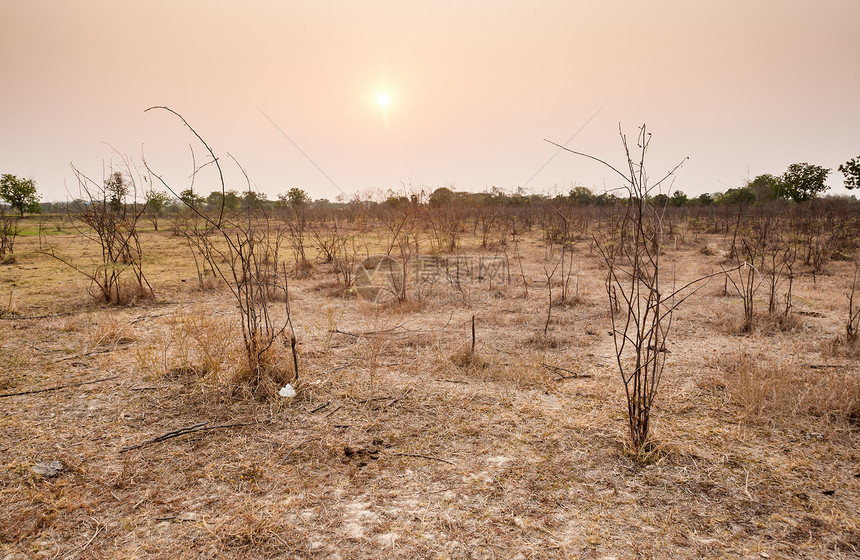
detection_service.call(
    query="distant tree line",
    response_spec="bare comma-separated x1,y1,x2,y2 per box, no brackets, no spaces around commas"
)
3,152,860,218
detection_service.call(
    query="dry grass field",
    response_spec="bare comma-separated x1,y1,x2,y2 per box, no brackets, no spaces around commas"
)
1,213,859,559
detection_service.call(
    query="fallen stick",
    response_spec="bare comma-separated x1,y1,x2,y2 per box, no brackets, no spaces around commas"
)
324,404,343,418
120,420,261,452
308,401,330,413
358,396,395,404
541,363,593,380
394,452,456,465
388,387,412,406
332,322,407,338
155,515,198,522
0,311,74,321
0,375,119,398
53,348,113,363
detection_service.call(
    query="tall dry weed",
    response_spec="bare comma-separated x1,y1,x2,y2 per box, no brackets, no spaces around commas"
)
135,307,239,384
90,316,137,349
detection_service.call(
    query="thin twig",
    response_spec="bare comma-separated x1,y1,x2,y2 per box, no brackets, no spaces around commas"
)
394,452,456,465
331,359,357,372
333,323,407,338
388,387,412,406
324,404,343,418
0,375,119,398
0,311,74,321
79,524,102,553
130,313,168,325
308,401,330,413
155,516,199,522
120,420,262,452
541,363,593,380
471,314,476,354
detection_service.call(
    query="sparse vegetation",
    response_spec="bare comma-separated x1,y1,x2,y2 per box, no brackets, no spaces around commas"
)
2,155,860,558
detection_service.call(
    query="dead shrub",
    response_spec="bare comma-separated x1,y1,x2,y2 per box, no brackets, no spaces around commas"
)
0,208,20,263
43,162,153,305
752,310,806,335
229,334,296,400
146,107,301,400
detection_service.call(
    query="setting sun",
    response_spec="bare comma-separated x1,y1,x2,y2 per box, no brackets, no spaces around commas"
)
376,91,390,107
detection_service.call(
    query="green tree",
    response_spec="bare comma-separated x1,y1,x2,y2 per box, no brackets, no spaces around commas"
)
144,189,172,231
207,189,240,210
695,192,714,206
104,171,129,211
242,190,268,208
717,187,756,205
747,173,780,201
568,186,595,205
428,186,455,206
669,190,688,207
838,155,860,190
282,187,311,207
651,193,670,207
179,188,204,208
779,163,830,202
0,174,41,216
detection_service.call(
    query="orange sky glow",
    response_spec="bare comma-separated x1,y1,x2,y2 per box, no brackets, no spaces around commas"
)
1,0,859,202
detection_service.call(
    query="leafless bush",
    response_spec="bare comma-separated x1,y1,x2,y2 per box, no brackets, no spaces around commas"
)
307,215,358,291
373,194,421,302
793,201,849,279
847,264,860,344
0,206,19,264
552,125,728,451
145,106,299,399
724,250,761,333
425,203,464,254
43,158,153,304
764,232,798,317
545,205,581,304
279,205,311,274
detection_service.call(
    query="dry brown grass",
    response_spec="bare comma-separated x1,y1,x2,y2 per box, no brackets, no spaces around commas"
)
0,226,858,558
719,352,860,424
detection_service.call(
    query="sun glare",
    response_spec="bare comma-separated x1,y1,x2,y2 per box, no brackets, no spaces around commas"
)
376,92,390,107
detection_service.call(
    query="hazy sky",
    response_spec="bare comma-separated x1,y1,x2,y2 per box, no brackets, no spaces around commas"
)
2,0,859,202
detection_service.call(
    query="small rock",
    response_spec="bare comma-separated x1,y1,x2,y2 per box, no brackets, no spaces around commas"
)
31,461,63,478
